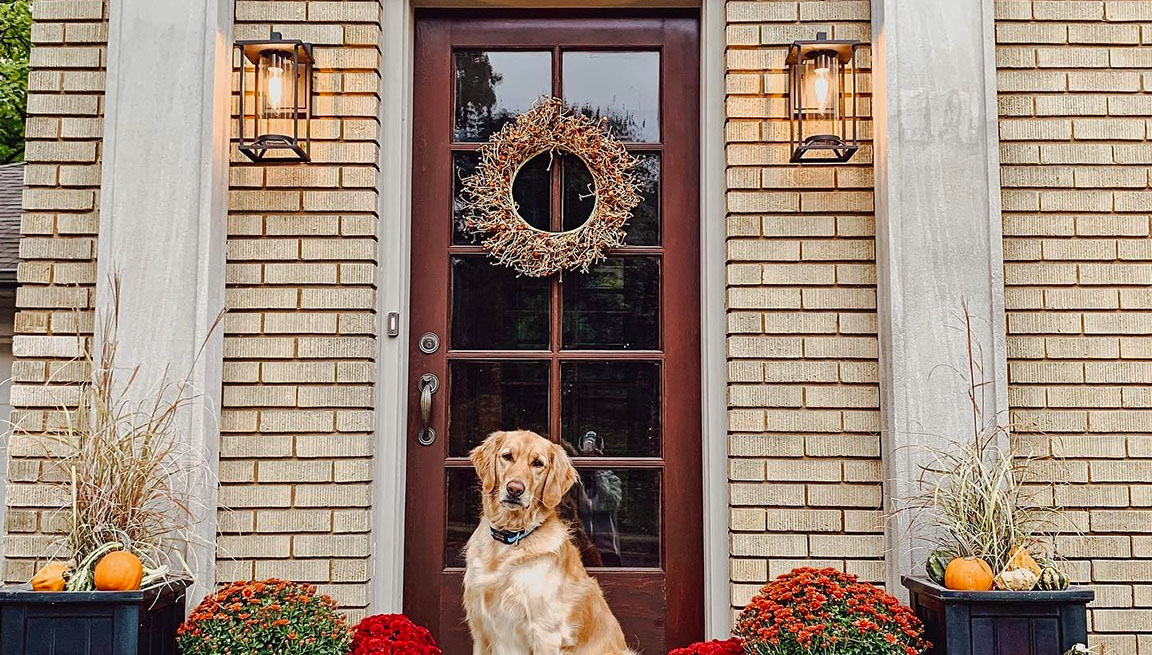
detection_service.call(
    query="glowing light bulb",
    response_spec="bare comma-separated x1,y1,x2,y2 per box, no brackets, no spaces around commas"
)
813,66,832,112
267,65,285,109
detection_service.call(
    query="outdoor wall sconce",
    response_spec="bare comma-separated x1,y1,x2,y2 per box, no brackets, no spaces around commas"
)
235,32,314,163
786,32,859,164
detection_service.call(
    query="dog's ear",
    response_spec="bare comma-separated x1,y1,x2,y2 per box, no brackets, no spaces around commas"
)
470,431,504,495
542,442,578,509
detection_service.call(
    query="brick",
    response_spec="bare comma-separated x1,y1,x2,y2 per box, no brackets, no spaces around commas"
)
235,1,306,21
292,484,372,508
1069,70,1142,92
1034,1,1104,20
1069,23,1140,44
1095,610,1152,633
726,1,797,23
995,0,1033,20
259,409,335,433
217,485,292,509
811,535,884,558
255,559,330,582
295,435,373,458
731,534,807,558
798,1,869,21
727,409,768,433
293,534,370,558
997,23,1067,44
808,484,882,508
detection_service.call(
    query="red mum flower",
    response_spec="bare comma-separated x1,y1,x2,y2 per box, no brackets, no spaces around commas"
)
351,614,442,655
668,638,744,655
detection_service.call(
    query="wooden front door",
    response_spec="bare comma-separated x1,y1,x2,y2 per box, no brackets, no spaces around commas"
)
405,12,701,654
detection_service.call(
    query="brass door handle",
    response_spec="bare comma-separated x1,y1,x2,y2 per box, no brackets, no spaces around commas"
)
418,373,439,446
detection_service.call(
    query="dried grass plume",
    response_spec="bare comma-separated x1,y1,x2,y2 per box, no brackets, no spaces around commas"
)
36,278,220,589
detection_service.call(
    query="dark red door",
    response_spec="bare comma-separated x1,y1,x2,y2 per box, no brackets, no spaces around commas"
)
405,12,701,654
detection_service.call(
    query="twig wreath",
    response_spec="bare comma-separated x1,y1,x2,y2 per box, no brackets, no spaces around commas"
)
462,97,641,277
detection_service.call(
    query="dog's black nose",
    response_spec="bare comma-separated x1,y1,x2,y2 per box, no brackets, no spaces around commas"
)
505,480,525,498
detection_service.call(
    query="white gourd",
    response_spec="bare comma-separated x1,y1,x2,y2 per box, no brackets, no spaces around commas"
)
994,566,1038,591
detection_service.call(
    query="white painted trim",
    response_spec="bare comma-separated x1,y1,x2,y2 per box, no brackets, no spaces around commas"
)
97,0,233,608
372,0,416,613
699,0,731,639
371,3,732,633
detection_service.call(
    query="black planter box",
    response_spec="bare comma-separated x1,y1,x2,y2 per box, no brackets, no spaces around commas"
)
0,582,186,655
903,577,1093,655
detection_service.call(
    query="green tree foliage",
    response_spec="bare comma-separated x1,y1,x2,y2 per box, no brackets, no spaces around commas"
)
0,0,32,164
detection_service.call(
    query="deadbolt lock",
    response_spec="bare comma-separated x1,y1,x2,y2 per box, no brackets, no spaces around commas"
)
419,332,440,354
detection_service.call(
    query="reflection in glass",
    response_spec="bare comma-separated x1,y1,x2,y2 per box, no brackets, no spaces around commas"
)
628,154,661,245
446,467,660,569
452,151,480,243
563,257,660,350
561,361,661,457
454,151,552,243
563,51,660,143
561,153,596,231
448,361,549,456
511,153,552,232
452,257,550,350
560,468,661,568
562,153,660,244
446,468,481,566
455,51,551,142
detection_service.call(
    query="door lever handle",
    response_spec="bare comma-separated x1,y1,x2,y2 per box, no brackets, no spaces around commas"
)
418,373,439,446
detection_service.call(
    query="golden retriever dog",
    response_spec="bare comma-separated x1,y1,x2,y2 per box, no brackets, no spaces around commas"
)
464,430,636,655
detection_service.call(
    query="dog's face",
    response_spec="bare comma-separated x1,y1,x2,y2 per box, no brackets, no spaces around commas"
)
470,430,578,526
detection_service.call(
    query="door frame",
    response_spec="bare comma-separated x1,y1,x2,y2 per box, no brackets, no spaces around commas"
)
373,0,731,637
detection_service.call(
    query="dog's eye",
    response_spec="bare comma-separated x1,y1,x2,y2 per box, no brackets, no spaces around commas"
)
501,452,513,462
531,458,544,468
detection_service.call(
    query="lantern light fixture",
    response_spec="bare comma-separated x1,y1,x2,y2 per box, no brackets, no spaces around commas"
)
786,32,860,164
235,32,314,163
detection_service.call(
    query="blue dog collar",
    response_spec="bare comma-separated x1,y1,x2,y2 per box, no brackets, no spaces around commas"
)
490,525,537,546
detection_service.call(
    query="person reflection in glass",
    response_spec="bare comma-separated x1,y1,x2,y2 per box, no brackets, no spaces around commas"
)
574,431,623,566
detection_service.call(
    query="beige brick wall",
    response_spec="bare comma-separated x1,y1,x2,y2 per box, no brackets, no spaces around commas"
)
996,0,1152,650
8,0,1152,643
724,0,881,613
3,0,106,583
219,1,383,618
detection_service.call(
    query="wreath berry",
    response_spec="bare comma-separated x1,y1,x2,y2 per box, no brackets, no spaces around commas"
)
462,96,641,277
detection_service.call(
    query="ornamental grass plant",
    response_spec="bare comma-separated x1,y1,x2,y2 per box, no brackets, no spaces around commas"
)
34,279,220,589
913,431,1064,575
905,308,1074,578
735,568,928,655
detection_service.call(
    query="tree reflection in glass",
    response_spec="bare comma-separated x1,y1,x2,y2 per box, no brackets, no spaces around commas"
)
455,51,551,142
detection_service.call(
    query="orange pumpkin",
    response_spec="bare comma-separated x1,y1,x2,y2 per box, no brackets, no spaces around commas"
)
93,551,143,591
30,562,68,591
1007,545,1042,577
944,557,995,591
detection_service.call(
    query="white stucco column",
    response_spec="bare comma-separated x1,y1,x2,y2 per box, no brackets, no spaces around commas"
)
871,0,1009,595
96,0,234,605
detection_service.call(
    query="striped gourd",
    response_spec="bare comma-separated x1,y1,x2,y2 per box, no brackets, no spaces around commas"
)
1035,565,1069,591
926,548,955,586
